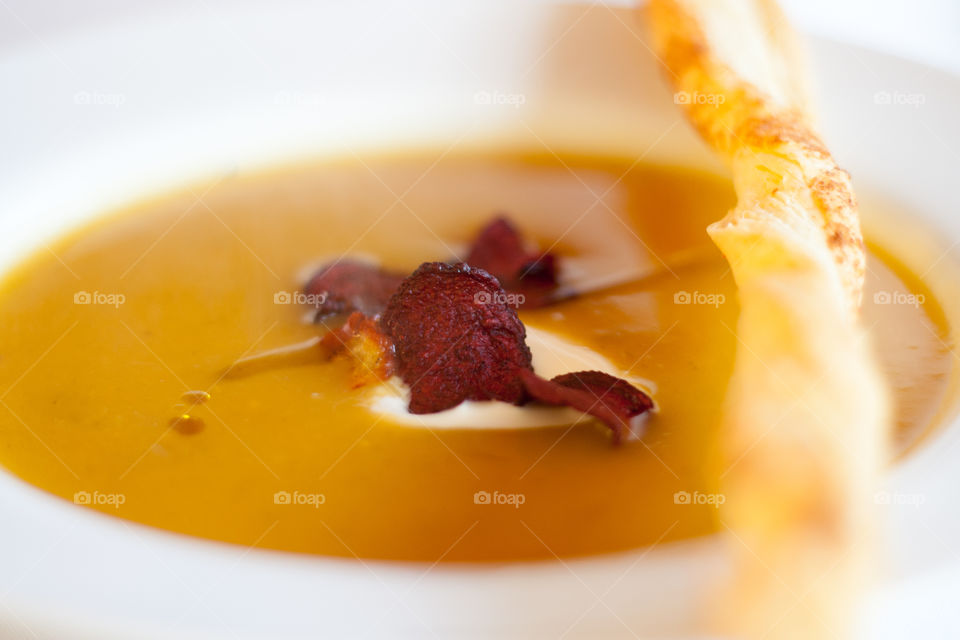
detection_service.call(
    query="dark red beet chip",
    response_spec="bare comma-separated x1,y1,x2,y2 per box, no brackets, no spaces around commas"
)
519,369,653,444
304,260,406,320
380,262,533,413
464,217,559,309
465,217,530,277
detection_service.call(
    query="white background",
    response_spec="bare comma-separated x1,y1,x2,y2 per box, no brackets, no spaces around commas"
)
1,0,959,73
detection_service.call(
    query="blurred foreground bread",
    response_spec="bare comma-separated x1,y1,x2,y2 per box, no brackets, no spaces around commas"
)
647,1,888,638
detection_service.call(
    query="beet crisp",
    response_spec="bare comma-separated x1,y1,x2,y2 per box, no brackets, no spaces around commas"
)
462,216,559,309
300,216,653,443
305,260,405,320
518,370,654,445
380,262,532,413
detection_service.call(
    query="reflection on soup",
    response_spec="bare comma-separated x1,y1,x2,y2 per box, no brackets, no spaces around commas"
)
0,153,950,561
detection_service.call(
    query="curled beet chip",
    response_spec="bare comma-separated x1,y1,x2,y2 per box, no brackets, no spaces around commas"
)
464,217,559,309
519,369,653,444
380,262,533,413
304,260,406,321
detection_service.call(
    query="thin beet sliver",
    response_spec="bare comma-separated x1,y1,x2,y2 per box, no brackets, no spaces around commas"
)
305,260,406,320
519,369,653,444
464,217,559,308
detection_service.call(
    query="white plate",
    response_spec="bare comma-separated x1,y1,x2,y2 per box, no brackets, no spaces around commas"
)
0,2,958,638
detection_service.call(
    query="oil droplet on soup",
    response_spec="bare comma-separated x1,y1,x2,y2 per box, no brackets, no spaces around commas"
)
169,414,205,435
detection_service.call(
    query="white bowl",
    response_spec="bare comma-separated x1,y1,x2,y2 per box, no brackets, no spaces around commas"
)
0,2,958,638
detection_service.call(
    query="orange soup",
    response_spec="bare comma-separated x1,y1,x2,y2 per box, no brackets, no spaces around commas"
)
0,153,951,561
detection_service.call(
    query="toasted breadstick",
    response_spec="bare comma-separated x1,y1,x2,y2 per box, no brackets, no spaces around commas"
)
647,1,888,637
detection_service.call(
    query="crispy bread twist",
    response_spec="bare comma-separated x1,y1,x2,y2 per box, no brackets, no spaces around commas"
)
647,2,888,638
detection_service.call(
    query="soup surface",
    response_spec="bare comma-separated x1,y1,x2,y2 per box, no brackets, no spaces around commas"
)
0,153,951,561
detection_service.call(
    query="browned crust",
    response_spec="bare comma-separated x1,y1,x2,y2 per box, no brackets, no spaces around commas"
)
647,0,865,310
